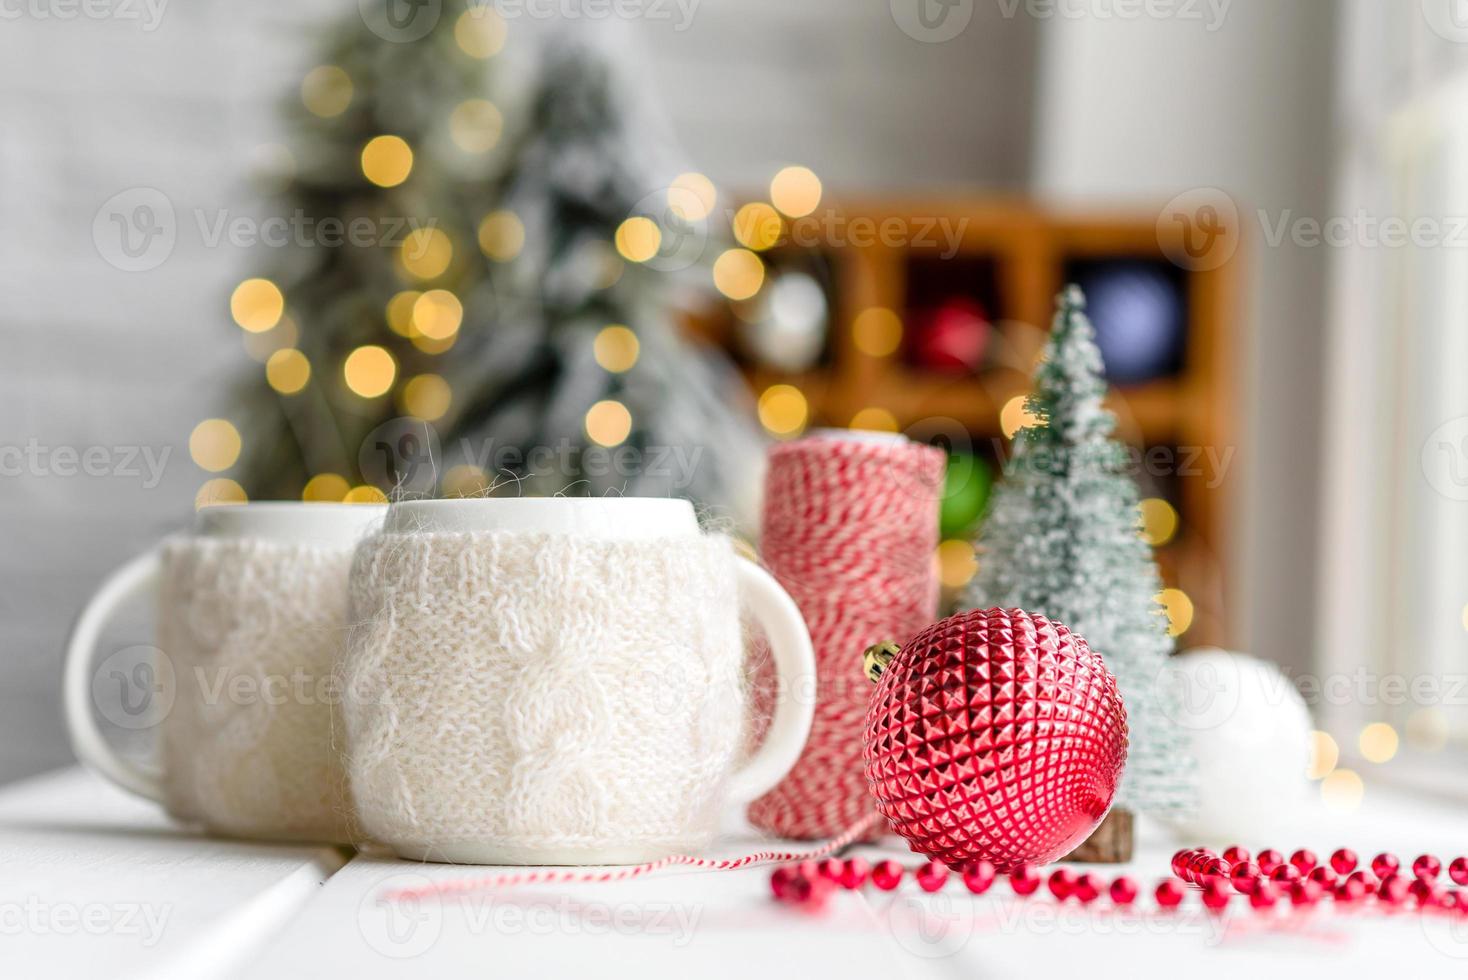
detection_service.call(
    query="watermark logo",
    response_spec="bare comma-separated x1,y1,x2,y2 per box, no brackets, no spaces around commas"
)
360,417,443,497
358,873,442,958
1421,0,1468,43
883,891,976,958
891,0,974,42
359,0,442,42
93,645,176,731
94,186,440,272
1422,901,1468,958
1155,653,1241,731
1157,187,1239,271
1421,416,1468,502
93,188,176,273
628,186,709,274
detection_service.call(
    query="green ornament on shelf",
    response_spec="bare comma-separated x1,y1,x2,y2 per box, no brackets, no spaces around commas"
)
940,452,992,538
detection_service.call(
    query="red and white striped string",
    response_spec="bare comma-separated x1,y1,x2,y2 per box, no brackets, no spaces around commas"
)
385,813,882,902
747,432,945,840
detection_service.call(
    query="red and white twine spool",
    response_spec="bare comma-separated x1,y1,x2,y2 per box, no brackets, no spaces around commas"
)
747,431,946,839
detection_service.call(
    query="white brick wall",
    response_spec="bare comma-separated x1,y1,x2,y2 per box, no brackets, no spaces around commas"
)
0,0,1034,783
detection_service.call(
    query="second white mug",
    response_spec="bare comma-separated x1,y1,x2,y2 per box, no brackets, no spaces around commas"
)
342,496,816,864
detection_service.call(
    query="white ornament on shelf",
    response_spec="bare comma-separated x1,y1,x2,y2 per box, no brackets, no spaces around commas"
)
1158,647,1313,841
742,271,827,372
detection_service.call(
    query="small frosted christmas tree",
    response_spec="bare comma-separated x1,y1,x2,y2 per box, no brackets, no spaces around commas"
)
963,285,1196,835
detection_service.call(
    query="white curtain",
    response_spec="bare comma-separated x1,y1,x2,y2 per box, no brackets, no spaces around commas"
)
1318,0,1468,762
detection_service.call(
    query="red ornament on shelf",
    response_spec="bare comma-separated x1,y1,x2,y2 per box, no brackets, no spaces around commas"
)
861,608,1128,871
910,297,991,373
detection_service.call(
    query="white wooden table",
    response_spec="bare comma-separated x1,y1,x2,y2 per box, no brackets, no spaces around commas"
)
6,768,1468,978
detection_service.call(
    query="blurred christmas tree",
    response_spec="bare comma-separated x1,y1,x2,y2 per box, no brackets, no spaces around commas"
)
963,285,1196,827
230,0,763,517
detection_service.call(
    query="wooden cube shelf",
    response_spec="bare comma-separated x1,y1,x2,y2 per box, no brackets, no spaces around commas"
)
684,198,1239,647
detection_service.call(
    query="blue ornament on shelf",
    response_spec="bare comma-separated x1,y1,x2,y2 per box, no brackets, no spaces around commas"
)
1072,262,1187,384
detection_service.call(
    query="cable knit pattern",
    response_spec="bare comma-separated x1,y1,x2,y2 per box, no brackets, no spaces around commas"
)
157,537,355,843
342,530,746,860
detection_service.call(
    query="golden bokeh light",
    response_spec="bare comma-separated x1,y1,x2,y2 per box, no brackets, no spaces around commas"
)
477,210,525,262
712,248,765,301
1405,706,1450,752
386,290,421,337
411,331,457,355
1139,497,1179,547
399,373,453,421
732,202,783,251
769,165,822,218
1359,722,1399,764
936,539,979,590
454,8,507,58
1320,768,1364,812
1000,395,1042,439
585,399,633,447
1156,587,1194,637
850,407,899,432
593,325,640,373
195,478,247,510
361,135,413,188
241,313,299,362
1461,601,1468,632
442,464,491,497
398,227,453,281
230,278,284,333
614,216,661,263
302,473,350,502
668,172,717,221
265,348,311,395
344,485,389,504
449,99,503,154
758,384,808,437
343,345,397,398
189,419,241,473
301,65,352,118
1307,729,1339,779
411,289,463,340
852,307,902,357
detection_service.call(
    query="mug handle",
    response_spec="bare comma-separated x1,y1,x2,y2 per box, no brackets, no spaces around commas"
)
62,550,167,802
724,557,816,804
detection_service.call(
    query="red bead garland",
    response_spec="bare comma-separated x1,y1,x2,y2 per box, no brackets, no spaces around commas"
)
768,845,1468,922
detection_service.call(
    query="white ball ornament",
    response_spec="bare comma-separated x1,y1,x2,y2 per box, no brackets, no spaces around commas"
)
1158,647,1313,841
743,271,827,373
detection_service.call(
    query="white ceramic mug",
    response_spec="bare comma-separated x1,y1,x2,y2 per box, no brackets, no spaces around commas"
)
342,497,816,864
63,502,386,841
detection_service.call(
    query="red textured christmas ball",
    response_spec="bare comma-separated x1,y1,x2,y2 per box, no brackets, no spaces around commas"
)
861,607,1128,870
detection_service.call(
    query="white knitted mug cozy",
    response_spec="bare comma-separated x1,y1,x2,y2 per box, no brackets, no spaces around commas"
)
341,497,816,865
63,503,386,844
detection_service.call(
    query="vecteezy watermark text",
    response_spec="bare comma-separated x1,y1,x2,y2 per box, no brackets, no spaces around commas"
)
0,0,169,31
0,440,170,489
890,0,1230,43
358,873,702,959
93,186,441,272
0,898,171,947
